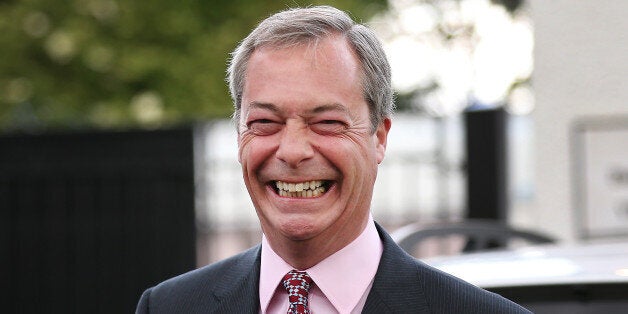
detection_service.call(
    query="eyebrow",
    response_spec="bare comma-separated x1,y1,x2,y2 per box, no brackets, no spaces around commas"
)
311,103,350,115
246,101,350,116
247,101,280,114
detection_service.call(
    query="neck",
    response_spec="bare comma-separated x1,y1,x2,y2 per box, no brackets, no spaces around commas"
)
266,217,369,270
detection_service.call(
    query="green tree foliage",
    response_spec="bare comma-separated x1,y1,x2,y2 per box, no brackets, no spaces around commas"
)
0,0,387,131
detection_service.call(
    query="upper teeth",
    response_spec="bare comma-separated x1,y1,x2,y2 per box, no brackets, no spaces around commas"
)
275,180,326,197
276,180,324,192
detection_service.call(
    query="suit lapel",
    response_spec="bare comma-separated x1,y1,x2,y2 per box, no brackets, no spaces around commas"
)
211,245,262,314
362,223,431,313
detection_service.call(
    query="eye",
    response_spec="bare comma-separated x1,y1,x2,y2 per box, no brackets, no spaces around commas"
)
247,119,282,135
311,120,347,134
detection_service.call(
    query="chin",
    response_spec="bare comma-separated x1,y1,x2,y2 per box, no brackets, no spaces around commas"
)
278,219,319,241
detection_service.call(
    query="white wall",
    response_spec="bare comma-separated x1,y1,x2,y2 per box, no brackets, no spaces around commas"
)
527,0,628,242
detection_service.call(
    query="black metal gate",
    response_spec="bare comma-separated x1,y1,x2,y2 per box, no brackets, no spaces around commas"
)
0,127,196,313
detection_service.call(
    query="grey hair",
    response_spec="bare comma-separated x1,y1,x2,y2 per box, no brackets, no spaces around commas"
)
227,5,394,132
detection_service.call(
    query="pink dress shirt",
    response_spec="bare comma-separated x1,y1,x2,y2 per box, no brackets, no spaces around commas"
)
259,216,383,314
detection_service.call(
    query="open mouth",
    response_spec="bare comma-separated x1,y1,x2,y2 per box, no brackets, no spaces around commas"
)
272,180,331,198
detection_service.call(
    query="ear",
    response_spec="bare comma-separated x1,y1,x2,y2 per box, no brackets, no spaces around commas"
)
374,118,391,164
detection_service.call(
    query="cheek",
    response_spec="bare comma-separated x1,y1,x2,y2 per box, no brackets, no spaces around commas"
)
237,135,257,170
340,135,380,165
237,135,250,165
315,137,378,179
238,135,277,173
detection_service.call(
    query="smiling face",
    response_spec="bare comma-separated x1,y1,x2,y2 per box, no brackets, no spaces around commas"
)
238,34,390,262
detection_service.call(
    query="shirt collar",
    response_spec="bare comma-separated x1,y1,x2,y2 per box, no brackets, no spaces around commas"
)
259,235,294,313
259,215,383,313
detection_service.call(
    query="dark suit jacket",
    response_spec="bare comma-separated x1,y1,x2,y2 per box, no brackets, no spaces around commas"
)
136,223,531,313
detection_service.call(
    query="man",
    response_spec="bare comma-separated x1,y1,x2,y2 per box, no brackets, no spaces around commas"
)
136,6,530,313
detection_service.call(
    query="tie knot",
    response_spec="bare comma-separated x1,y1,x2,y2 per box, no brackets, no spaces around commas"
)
282,270,313,314
283,270,312,290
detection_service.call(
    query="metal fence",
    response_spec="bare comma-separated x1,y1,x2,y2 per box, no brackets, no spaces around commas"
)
0,128,196,313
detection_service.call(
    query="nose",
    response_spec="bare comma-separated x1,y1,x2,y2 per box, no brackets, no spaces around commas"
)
275,123,314,168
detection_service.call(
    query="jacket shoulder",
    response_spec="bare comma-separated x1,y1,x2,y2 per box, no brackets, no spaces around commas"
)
136,245,261,314
366,223,531,314
415,260,531,313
